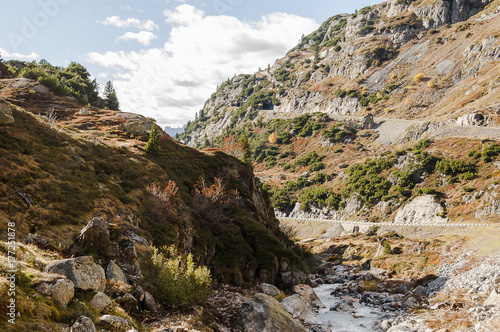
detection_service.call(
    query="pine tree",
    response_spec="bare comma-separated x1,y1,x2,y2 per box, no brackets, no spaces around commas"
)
103,81,120,110
239,135,251,164
145,124,161,155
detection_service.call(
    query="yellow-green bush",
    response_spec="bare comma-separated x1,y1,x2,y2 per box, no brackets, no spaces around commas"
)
413,73,425,83
149,246,212,307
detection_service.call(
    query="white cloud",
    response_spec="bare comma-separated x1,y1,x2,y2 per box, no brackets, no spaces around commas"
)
117,31,158,46
0,48,38,60
87,5,318,127
99,16,158,31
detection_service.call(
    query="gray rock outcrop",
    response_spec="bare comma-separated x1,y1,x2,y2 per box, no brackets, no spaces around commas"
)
36,278,75,308
0,97,15,125
45,256,106,291
79,217,120,260
394,195,449,224
293,284,326,311
236,293,305,332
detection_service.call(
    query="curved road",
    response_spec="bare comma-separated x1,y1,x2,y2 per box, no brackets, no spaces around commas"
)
278,217,499,227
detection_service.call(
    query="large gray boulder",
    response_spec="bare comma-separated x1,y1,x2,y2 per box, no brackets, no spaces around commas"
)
45,256,106,291
106,260,127,284
236,293,305,332
0,97,14,125
79,217,120,260
36,278,75,308
281,294,321,325
70,316,96,332
293,284,326,311
89,291,113,313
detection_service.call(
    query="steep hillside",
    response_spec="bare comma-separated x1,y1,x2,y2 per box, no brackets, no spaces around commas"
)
0,62,309,330
179,0,500,223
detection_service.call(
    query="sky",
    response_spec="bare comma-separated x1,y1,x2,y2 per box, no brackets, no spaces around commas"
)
0,0,384,128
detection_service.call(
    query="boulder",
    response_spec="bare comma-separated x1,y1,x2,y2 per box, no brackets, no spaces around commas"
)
293,284,326,310
36,278,75,308
236,293,305,332
394,195,449,224
79,218,120,260
143,291,159,312
0,97,15,125
89,292,113,313
362,113,375,129
281,294,321,325
258,283,281,297
96,315,135,332
106,260,127,284
70,316,96,332
78,108,90,116
484,288,500,306
456,113,485,126
45,256,106,291
116,293,139,313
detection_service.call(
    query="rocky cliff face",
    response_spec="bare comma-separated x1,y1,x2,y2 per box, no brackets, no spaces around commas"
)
181,0,500,148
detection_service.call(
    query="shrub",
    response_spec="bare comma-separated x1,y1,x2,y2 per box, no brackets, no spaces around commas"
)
145,124,161,155
414,139,431,151
295,151,325,167
308,162,325,172
427,81,436,88
270,188,295,211
299,187,341,210
413,73,425,83
481,143,500,162
149,245,212,307
467,150,481,159
435,159,476,175
383,241,392,255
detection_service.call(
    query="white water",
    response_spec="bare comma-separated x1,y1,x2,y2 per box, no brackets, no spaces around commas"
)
314,284,382,332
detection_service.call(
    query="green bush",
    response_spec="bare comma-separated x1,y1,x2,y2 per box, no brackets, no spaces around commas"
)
383,241,392,255
144,125,161,155
270,188,296,211
435,159,476,175
414,139,431,151
308,161,325,172
149,246,212,307
295,151,325,167
482,143,500,162
299,187,341,210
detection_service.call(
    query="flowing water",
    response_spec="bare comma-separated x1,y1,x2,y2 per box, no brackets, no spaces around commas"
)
314,284,382,332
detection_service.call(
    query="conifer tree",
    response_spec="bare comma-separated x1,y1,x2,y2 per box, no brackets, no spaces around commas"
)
145,124,161,155
103,81,120,110
239,135,251,165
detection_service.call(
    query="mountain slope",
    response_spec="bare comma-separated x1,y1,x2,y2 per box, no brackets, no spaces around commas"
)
178,0,500,224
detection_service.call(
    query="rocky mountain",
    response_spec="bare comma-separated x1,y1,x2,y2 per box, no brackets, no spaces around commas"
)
179,0,500,224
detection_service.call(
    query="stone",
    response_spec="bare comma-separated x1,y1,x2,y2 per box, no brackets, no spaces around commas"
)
96,315,135,332
362,114,375,129
45,256,106,291
143,291,159,312
22,233,49,248
394,195,449,224
89,292,113,313
236,293,305,332
36,279,75,308
78,108,90,116
116,293,139,313
484,288,500,306
293,284,326,310
281,294,321,325
106,260,127,284
0,97,15,125
70,316,96,332
79,217,120,260
456,112,485,126
259,283,281,297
